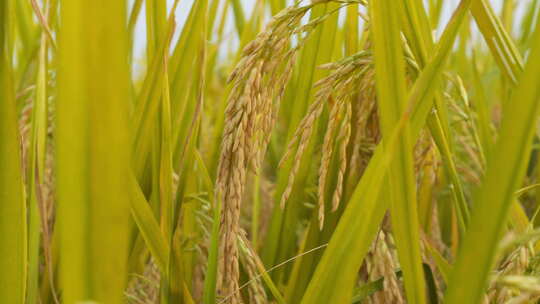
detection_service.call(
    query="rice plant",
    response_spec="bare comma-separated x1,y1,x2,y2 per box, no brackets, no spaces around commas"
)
3,0,540,303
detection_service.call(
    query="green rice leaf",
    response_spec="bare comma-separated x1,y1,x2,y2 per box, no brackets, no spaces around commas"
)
0,1,27,301
444,16,540,304
470,0,523,84
129,176,170,273
369,0,426,302
56,0,132,301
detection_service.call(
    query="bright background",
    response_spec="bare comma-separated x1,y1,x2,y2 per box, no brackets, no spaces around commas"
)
131,0,532,73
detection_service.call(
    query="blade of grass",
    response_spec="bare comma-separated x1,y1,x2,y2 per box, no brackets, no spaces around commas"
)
471,54,494,159
13,0,36,53
501,0,515,36
269,0,286,15
26,16,50,304
398,0,470,232
444,17,540,304
425,243,451,284
29,0,56,50
418,149,437,230
13,0,38,84
203,189,221,304
129,175,170,273
518,0,540,49
351,274,395,304
151,0,174,258
370,0,426,302
159,36,177,304
344,3,359,55
0,0,27,301
56,0,132,301
192,150,219,304
230,0,245,36
144,0,167,60
429,0,444,29
470,0,523,84
169,0,208,171
127,0,143,45
171,3,207,298
132,0,180,182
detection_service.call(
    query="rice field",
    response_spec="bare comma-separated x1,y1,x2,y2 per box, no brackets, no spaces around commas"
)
2,0,540,303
